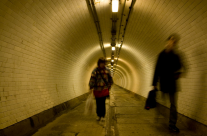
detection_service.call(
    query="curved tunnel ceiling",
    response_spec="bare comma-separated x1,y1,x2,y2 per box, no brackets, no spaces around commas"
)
0,0,207,129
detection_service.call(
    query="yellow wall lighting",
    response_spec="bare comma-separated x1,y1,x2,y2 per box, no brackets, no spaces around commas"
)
112,0,119,12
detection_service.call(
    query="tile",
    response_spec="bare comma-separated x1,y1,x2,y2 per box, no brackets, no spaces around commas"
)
32,86,202,136
115,107,141,114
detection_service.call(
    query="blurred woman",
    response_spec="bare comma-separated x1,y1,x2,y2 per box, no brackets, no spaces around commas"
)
89,57,113,121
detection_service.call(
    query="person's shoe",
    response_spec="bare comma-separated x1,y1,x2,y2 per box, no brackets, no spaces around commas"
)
169,125,180,132
100,117,105,122
96,117,101,121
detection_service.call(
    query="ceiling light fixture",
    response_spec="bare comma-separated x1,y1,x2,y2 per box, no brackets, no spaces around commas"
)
112,0,119,12
112,47,115,51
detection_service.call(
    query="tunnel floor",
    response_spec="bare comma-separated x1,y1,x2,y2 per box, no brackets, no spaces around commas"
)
32,85,201,136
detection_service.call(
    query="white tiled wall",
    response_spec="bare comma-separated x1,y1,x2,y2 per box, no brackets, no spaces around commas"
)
0,0,102,129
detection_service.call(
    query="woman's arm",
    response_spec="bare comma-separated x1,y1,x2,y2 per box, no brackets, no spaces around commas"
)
89,69,97,90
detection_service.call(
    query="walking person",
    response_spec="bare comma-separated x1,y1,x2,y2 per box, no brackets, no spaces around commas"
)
89,57,113,121
152,34,182,132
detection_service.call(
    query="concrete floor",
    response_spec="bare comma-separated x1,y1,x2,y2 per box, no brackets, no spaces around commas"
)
32,85,201,136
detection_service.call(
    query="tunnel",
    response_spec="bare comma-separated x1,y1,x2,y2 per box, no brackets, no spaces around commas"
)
0,0,207,135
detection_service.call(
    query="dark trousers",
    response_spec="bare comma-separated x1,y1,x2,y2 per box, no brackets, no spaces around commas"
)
169,93,177,126
95,96,106,118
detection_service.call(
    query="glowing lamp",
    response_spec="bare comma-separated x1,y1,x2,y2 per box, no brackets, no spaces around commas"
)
112,0,119,12
112,47,115,51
